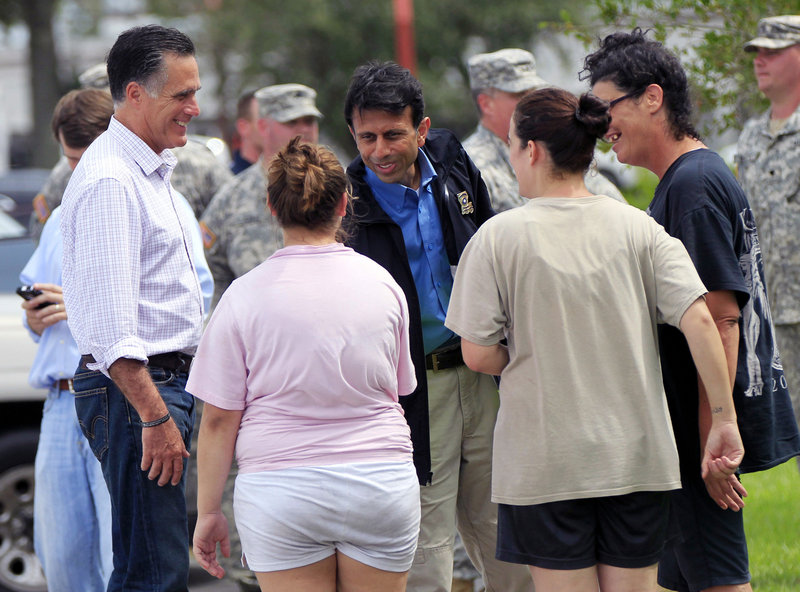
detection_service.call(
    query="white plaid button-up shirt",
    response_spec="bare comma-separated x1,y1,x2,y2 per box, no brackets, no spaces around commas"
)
61,117,204,375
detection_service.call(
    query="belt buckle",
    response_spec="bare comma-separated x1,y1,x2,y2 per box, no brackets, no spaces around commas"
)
430,352,441,372
68,378,74,394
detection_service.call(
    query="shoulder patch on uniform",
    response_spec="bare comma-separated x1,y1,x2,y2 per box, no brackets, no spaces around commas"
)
457,191,474,215
33,194,51,223
199,221,216,249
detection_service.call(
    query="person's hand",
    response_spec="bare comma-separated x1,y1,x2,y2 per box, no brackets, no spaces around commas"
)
140,418,190,486
21,283,66,335
192,512,230,579
701,420,747,511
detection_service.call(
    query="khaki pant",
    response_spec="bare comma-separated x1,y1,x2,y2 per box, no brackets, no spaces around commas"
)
406,366,533,592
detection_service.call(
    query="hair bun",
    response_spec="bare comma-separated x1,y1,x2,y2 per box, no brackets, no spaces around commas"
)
575,93,611,140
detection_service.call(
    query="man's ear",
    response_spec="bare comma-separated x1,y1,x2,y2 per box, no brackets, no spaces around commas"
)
417,116,431,146
125,81,143,106
644,84,664,113
476,92,492,116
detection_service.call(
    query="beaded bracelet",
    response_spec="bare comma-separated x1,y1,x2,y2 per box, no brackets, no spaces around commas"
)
141,412,171,428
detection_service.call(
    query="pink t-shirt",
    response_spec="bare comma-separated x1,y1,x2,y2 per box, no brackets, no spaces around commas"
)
187,243,416,473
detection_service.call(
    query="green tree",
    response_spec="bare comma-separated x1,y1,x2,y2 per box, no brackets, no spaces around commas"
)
561,0,799,135
0,0,63,167
148,0,581,153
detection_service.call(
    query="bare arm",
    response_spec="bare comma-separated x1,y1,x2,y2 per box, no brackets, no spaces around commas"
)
108,358,190,487
697,290,740,448
679,296,747,510
461,338,509,376
192,403,242,579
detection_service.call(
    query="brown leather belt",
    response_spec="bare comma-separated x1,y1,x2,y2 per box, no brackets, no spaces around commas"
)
56,378,73,391
425,342,464,372
80,352,193,373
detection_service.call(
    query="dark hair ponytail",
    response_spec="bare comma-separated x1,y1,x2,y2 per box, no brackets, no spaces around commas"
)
513,88,609,175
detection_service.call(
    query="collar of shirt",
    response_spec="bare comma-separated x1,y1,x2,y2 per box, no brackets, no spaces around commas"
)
108,116,178,181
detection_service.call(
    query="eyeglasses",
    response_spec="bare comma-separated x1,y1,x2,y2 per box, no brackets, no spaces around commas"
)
608,90,641,109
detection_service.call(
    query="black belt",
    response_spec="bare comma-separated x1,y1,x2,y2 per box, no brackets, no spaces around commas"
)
425,343,464,372
80,352,193,373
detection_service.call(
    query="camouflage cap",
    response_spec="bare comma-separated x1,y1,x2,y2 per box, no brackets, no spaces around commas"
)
744,15,800,52
467,49,549,93
78,63,109,91
254,83,323,123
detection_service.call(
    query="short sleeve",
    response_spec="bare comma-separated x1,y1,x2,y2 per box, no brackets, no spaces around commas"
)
445,228,507,345
651,224,708,327
186,292,248,410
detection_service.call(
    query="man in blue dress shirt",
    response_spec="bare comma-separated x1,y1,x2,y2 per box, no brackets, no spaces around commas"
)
343,60,533,592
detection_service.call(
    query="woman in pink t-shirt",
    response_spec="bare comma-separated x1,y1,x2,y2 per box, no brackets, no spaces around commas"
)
188,138,420,592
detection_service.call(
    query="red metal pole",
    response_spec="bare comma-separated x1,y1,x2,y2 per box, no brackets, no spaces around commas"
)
393,0,417,75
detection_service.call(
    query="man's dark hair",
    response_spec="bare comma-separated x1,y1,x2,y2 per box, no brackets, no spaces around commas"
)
344,61,425,128
107,25,195,104
51,89,114,148
580,28,700,141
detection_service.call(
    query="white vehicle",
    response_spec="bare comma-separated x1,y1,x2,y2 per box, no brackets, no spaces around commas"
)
0,198,46,592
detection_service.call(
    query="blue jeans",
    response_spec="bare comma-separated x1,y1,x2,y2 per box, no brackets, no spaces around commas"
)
34,384,113,591
73,365,195,592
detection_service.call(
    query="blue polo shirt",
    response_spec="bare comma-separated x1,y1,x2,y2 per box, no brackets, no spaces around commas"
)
366,149,455,354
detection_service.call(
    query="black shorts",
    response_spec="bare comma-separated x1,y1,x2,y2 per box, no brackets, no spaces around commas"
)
496,491,670,570
657,475,750,592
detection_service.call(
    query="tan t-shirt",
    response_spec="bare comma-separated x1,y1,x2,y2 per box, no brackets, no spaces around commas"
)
445,195,706,505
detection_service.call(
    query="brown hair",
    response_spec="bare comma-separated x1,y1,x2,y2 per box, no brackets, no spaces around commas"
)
267,137,350,238
51,89,114,148
236,90,257,120
513,88,610,176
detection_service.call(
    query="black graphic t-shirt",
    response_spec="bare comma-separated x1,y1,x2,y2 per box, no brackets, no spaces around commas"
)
648,149,800,475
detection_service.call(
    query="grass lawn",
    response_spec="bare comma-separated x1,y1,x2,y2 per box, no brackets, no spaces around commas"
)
657,460,799,592
743,460,800,591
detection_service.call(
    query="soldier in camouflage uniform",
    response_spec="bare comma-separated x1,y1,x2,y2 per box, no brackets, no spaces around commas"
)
197,83,321,592
200,83,321,307
737,15,800,471
171,139,233,219
29,63,230,240
463,48,626,213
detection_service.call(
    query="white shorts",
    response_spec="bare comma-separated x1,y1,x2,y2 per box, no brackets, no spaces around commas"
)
234,460,420,573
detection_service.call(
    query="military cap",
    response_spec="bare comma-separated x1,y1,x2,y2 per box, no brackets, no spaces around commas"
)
744,15,800,52
78,63,110,91
254,83,323,123
467,48,549,93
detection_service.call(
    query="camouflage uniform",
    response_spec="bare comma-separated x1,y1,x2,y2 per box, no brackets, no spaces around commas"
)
171,138,233,219
463,123,626,212
199,161,283,308
736,14,800,447
29,158,72,242
736,103,800,437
